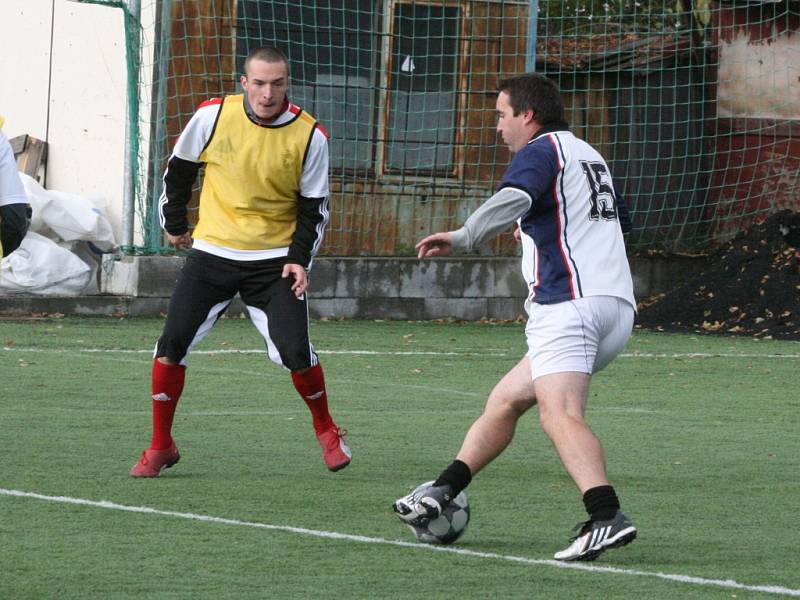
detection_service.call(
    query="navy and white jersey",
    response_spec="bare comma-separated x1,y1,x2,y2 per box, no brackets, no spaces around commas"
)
498,123,635,308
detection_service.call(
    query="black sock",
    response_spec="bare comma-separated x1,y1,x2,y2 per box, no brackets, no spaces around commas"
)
432,460,472,496
582,485,620,522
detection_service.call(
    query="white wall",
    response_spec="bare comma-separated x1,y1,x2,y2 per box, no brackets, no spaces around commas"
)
0,0,129,243
717,32,800,119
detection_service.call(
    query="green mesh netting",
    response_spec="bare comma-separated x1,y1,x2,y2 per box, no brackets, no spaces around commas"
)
123,0,798,255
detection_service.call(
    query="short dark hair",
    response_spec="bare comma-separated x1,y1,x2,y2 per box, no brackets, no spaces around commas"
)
243,46,290,77
497,73,564,125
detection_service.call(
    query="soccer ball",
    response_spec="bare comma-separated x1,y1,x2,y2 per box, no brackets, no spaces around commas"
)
406,481,470,545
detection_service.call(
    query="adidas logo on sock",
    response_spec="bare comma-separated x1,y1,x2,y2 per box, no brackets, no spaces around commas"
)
152,393,172,402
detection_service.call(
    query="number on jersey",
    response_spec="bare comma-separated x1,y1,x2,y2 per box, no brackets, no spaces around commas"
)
580,160,617,222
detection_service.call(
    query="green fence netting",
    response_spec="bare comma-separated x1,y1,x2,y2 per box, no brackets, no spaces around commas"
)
117,0,798,255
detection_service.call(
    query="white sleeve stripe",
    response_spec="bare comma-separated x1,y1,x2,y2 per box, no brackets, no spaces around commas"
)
157,177,168,229
307,196,330,270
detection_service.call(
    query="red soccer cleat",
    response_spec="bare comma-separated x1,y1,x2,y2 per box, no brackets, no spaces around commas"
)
316,427,351,472
130,441,181,478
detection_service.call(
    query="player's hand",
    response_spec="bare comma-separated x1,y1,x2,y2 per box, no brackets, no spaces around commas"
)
167,232,193,250
416,232,453,259
282,262,308,298
513,226,521,242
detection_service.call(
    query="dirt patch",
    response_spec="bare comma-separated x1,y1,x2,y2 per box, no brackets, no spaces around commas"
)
636,210,800,340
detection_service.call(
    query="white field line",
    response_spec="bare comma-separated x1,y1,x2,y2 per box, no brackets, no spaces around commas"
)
0,347,510,357
3,346,800,359
2,349,486,400
72,354,485,399
621,352,800,359
1,488,798,597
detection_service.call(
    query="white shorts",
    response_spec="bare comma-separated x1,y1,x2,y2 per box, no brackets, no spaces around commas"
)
525,296,634,380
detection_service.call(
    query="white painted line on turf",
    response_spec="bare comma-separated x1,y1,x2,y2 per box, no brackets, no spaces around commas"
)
620,352,800,359
0,347,510,357
6,350,485,400
2,488,798,597
3,347,799,359
591,406,658,413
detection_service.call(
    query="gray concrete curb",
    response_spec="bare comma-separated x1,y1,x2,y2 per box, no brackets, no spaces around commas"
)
0,255,698,319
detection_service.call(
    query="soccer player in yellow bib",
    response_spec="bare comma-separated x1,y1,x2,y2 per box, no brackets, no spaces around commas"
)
130,47,351,477
0,116,31,261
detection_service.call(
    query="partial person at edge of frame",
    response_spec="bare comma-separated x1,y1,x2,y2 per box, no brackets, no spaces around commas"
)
0,115,32,262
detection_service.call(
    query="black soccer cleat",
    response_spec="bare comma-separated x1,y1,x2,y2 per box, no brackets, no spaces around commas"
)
553,510,637,561
393,481,454,525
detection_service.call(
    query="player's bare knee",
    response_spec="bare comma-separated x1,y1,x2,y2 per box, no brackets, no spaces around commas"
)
538,408,587,439
485,391,532,420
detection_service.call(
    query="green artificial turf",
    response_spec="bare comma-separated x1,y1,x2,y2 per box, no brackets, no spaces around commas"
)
1,316,798,599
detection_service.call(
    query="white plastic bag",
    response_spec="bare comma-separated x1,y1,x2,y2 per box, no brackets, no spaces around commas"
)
21,173,116,251
0,231,91,295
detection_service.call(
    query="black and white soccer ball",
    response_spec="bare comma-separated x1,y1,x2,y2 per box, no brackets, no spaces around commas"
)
406,481,470,545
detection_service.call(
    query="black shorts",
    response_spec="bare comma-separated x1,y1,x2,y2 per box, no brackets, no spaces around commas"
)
155,250,317,370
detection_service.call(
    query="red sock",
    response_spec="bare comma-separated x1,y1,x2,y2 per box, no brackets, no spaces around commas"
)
150,359,186,450
291,363,335,435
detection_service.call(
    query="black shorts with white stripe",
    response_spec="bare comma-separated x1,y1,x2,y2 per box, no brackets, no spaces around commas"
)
155,250,317,370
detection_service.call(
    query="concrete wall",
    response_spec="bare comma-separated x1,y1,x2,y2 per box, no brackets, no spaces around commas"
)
0,254,697,318
307,257,530,320
93,255,532,319
715,6,800,121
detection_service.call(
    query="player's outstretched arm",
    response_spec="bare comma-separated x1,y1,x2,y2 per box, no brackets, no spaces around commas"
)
420,188,531,259
416,232,453,259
